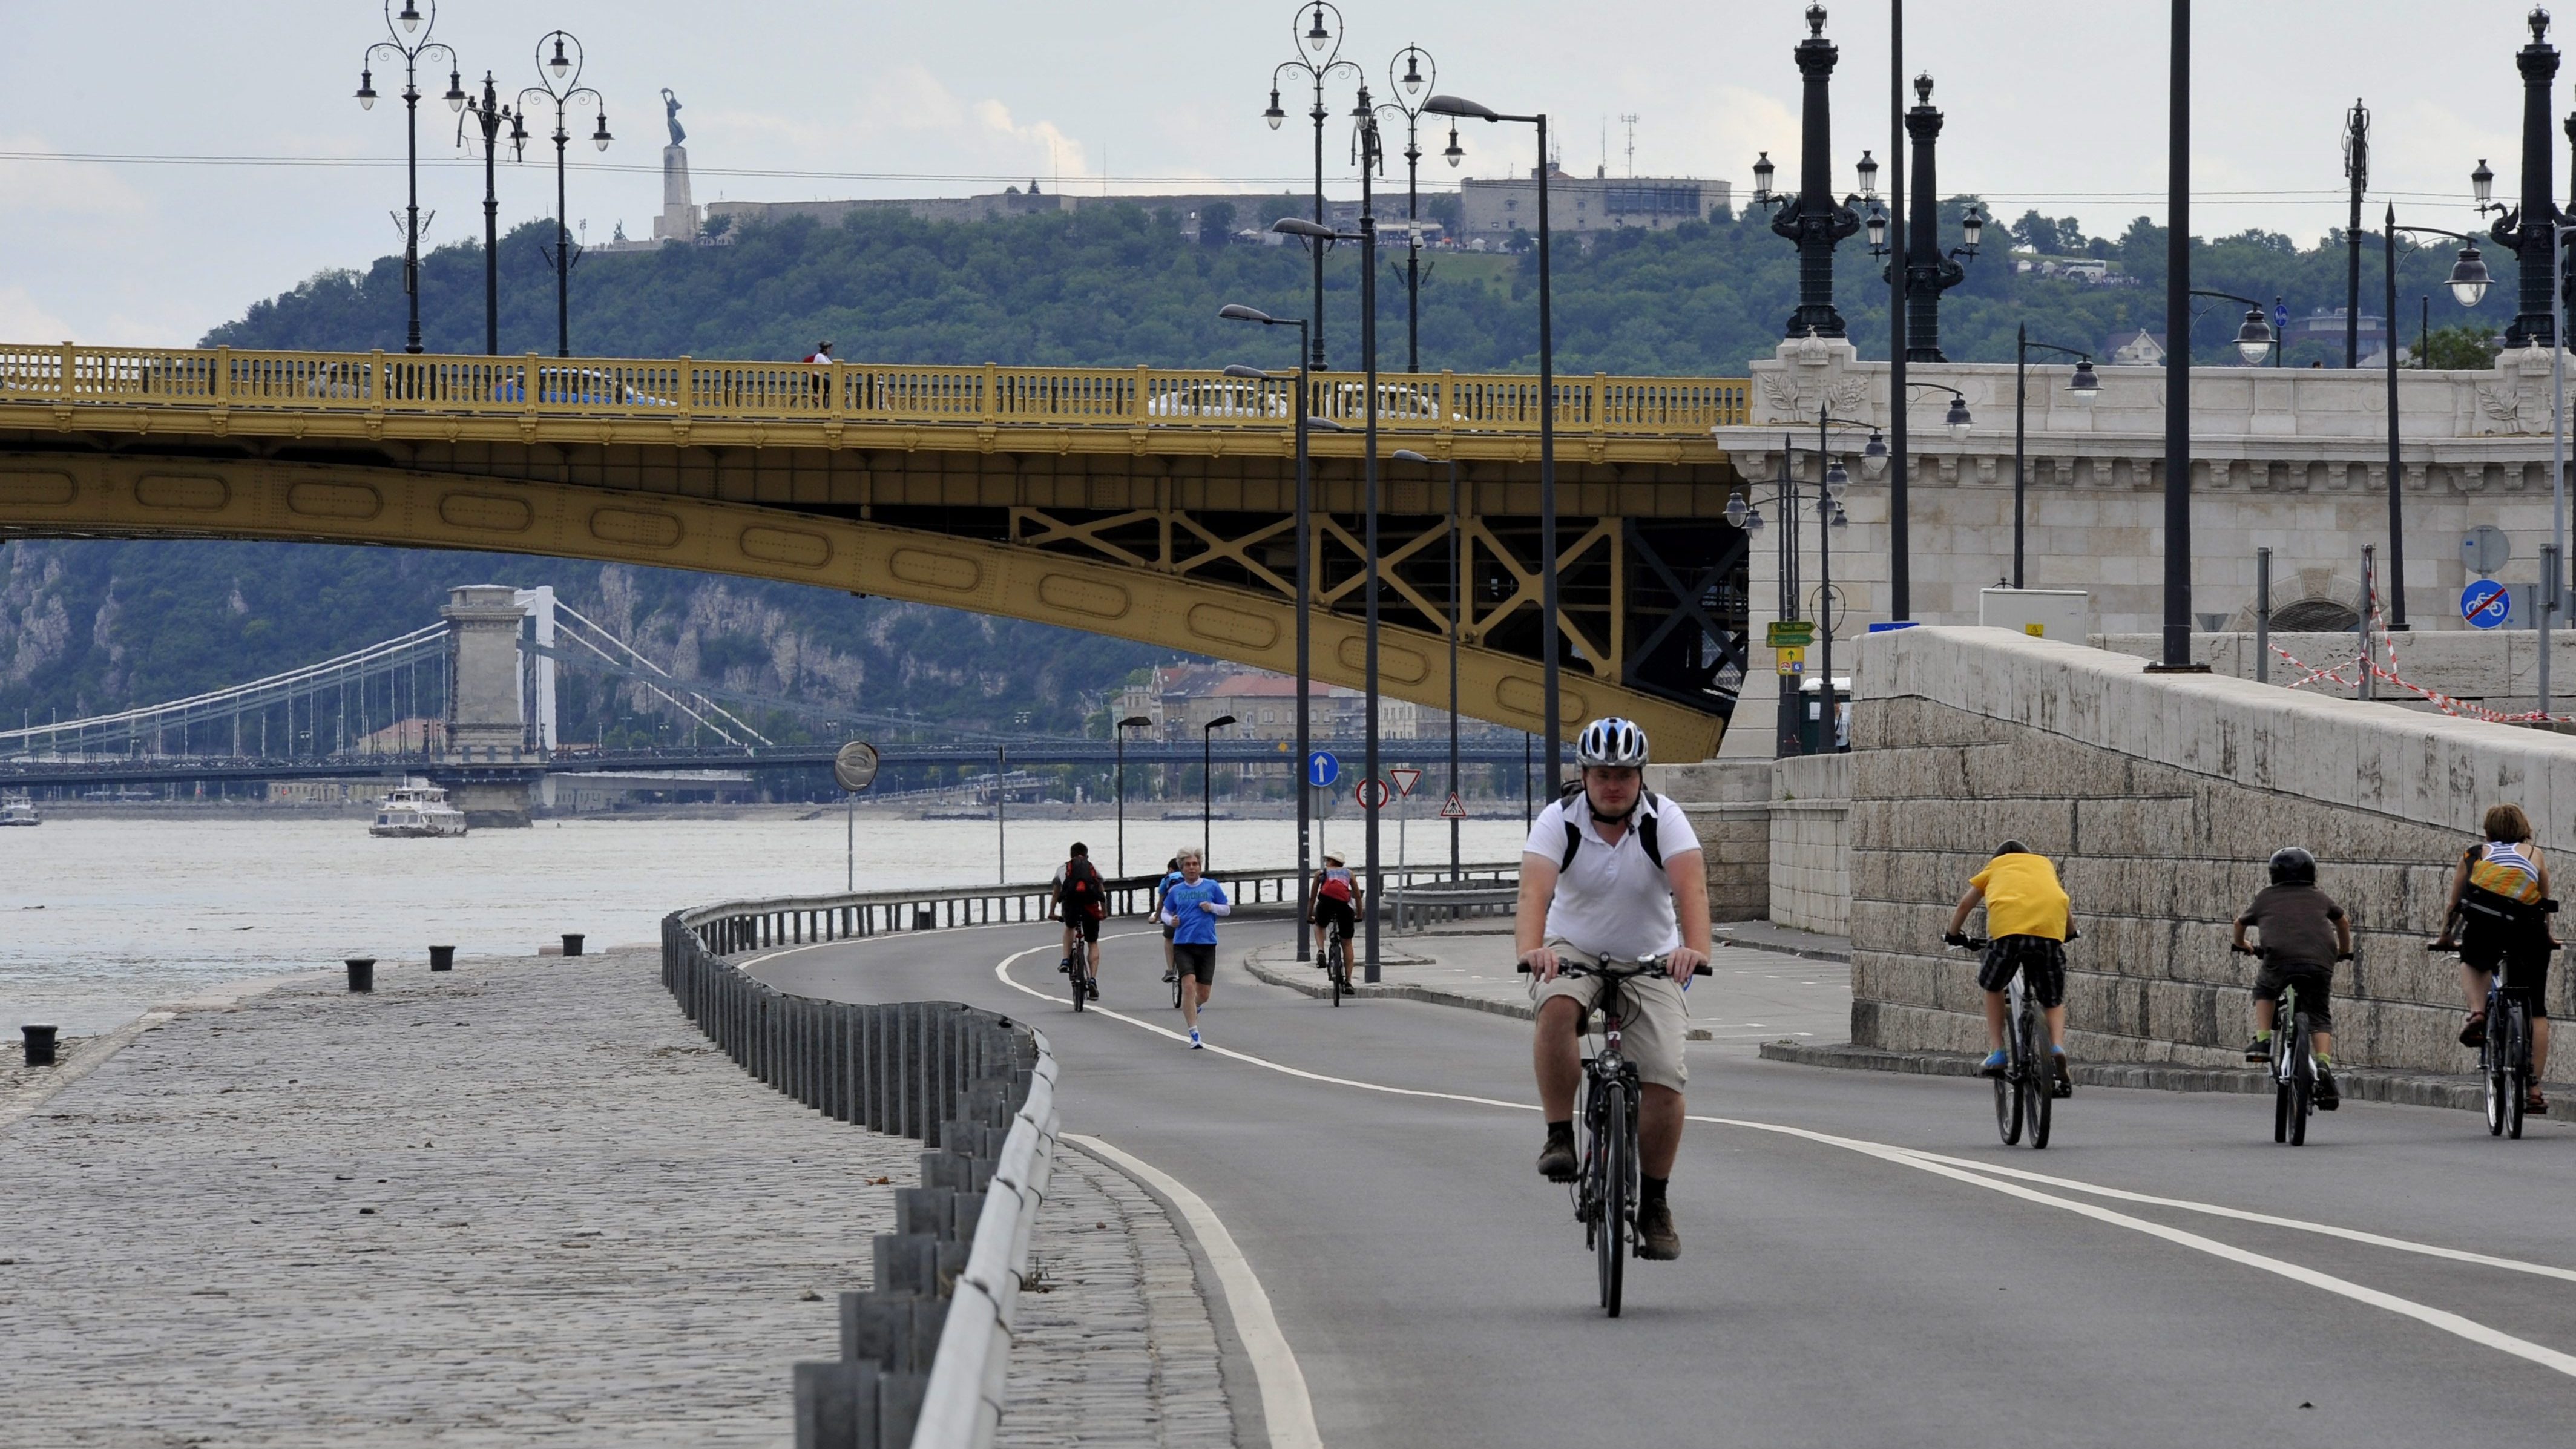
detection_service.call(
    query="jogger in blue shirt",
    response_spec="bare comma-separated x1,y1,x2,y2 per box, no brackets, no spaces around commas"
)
1158,847,1230,1048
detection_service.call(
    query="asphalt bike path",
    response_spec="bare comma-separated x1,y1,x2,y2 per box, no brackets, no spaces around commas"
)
750,922,2576,1448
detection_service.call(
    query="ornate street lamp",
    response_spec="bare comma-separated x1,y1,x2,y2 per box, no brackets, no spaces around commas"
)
1869,75,1982,362
2485,11,2564,349
1373,45,1439,372
518,31,610,359
1752,6,1864,340
455,73,521,356
1266,3,1364,370
357,0,464,354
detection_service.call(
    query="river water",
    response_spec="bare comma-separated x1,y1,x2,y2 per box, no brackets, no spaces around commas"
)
4,810,1534,1034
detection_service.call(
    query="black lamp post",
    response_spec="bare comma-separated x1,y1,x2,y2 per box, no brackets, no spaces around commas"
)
2489,10,2563,349
1375,45,1439,372
1116,713,1152,880
1266,3,1363,370
2188,289,2281,365
2155,0,2198,672
1725,416,1883,754
1425,91,1560,798
1758,6,1864,341
1201,714,1238,869
1217,308,1316,958
455,72,520,357
1275,202,1385,979
1394,448,1462,880
356,0,464,355
1868,75,1982,361
2381,213,2493,631
2011,332,2098,588
518,31,610,359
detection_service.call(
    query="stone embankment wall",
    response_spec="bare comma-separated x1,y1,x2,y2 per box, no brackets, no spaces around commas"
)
2095,629,2576,711
1849,626,2576,1074
1650,756,1852,933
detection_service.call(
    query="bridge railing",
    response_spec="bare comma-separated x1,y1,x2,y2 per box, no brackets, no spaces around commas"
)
678,859,1522,953
0,342,1748,438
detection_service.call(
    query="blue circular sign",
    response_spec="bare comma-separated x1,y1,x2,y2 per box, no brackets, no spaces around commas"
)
2463,579,2511,629
1307,751,1340,788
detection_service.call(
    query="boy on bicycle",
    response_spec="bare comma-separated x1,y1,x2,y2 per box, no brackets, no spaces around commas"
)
1053,841,1106,1002
1309,852,1360,972
2433,803,2553,1114
1945,841,2075,1097
2233,846,2351,1110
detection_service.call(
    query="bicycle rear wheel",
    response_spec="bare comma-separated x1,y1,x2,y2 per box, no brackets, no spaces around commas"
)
2289,1015,2313,1146
1069,939,1087,1013
1330,939,1346,1007
2023,1009,2053,1150
2485,1004,2508,1136
2505,1001,2529,1140
1171,958,1184,1011
1994,1061,2022,1146
1598,1083,1629,1317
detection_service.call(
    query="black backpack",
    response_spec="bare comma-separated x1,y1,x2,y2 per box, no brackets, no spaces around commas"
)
1557,781,1664,872
1060,859,1106,919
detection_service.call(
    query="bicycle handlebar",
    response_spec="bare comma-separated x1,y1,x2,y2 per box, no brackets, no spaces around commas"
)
1515,955,1713,977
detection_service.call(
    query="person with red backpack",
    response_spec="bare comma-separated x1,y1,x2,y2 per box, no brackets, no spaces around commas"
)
1309,852,1361,975
1053,841,1108,1001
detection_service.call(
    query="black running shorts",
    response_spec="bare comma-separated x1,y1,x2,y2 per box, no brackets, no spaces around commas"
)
1172,941,1216,983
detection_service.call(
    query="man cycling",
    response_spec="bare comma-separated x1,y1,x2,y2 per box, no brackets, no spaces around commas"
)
1310,852,1361,974
1053,841,1107,1001
1518,717,1711,1262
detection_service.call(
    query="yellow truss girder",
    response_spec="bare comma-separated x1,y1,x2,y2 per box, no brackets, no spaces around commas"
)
0,453,1726,758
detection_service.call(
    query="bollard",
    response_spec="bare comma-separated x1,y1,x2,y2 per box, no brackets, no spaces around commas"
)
560,933,585,958
22,1024,59,1068
344,958,376,993
427,945,456,971
792,1359,880,1449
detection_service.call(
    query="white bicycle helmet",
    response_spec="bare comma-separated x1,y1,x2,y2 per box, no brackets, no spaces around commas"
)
1575,716,1649,769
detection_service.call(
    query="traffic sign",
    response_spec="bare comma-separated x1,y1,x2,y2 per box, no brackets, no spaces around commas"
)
832,740,881,792
2272,301,2290,339
1775,645,1806,676
1310,784,1339,818
1356,778,1392,809
2464,580,2511,629
2463,524,2510,577
1766,619,1816,648
1439,791,1466,820
1307,750,1340,788
1390,766,1423,798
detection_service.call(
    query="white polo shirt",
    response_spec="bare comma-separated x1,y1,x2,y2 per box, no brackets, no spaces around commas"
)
1523,792,1703,959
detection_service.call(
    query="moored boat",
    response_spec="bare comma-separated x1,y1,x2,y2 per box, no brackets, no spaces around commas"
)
369,780,468,838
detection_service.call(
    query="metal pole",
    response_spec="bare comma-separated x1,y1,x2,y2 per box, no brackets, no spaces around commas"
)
996,744,1006,884
404,62,424,355
1363,197,1384,985
2384,204,2407,628
1536,113,1561,794
2014,324,2028,589
1116,728,1126,879
2359,544,2376,700
554,117,572,357
2256,546,2272,682
1817,407,1834,752
1203,727,1214,867
1407,114,1422,373
1294,333,1312,962
1448,456,1461,881
2551,218,2566,715
479,76,502,356
1777,440,1799,757
2346,100,2367,368
2550,545,2564,719
1523,731,1532,827
2158,0,2195,669
846,790,854,893
1888,0,1908,620
1312,75,1330,370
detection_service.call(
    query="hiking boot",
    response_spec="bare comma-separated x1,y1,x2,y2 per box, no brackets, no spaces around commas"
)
2314,1068,2341,1111
1536,1130,1579,1183
1635,1197,1681,1260
2051,1052,2075,1099
2460,1013,2488,1048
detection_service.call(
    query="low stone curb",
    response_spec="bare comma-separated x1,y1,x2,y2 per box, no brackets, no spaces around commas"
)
1239,947,1720,1039
1756,1040,2572,1114
1714,924,1853,964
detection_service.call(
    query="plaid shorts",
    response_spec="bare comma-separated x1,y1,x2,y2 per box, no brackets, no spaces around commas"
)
1977,935,2067,1007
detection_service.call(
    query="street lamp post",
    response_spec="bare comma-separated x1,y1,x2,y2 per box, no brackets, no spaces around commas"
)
1275,205,1385,979
2011,330,2100,588
1201,714,1238,869
2380,212,2493,632
356,0,464,356
518,31,610,360
1425,92,1560,795
1266,3,1362,370
2188,289,2281,365
1761,6,1864,341
1870,74,1984,363
2489,10,2563,350
455,72,520,356
1395,448,1463,880
2157,0,2196,672
1217,308,1316,957
1116,713,1152,880
1376,45,1438,372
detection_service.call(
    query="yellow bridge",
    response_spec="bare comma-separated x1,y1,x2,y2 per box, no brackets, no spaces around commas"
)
0,343,1753,754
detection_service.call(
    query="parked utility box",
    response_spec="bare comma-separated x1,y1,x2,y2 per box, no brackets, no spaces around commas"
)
1980,587,2091,641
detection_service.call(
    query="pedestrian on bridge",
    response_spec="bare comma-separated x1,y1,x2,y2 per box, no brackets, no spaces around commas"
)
1160,847,1229,1050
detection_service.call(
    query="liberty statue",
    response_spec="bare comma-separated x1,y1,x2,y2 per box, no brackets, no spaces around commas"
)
662,88,685,148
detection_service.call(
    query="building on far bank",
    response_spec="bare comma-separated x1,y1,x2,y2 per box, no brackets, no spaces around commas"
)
1456,165,1729,246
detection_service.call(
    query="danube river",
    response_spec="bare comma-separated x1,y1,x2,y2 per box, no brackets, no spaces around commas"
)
5,810,1535,1033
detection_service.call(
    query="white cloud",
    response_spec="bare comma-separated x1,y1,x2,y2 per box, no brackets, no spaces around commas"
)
0,136,151,220
0,286,79,343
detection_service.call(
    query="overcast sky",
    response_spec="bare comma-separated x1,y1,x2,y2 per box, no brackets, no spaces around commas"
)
0,1,2550,344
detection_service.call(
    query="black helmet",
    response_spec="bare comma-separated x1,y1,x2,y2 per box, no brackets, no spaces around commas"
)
2268,846,2317,887
1994,840,2029,857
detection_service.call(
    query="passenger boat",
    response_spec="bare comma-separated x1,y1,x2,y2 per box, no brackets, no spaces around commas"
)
0,791,38,826
369,780,468,838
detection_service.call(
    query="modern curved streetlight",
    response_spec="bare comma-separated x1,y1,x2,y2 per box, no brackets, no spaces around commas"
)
518,30,610,358
2378,208,2492,632
2011,329,2097,588
1266,2,1364,370
356,0,465,354
1114,713,1152,880
2188,288,2279,364
1201,714,1238,870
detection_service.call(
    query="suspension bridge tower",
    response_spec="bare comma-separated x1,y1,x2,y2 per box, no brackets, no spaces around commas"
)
435,585,545,827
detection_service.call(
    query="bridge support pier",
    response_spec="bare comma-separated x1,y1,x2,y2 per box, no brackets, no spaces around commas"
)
438,585,540,828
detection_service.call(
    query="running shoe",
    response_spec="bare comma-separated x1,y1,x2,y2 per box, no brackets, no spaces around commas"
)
2244,1036,2270,1062
1188,1027,1203,1050
2315,1068,2341,1111
1977,1049,2008,1078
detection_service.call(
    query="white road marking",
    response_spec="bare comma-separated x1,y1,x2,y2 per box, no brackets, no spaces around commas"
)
979,941,2576,1376
1066,1134,1324,1449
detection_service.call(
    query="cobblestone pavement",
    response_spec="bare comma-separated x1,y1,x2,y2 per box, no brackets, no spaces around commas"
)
1000,1148,1235,1449
0,949,1224,1446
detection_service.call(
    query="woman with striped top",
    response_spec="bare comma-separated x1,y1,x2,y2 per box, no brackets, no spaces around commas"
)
2433,803,2554,1112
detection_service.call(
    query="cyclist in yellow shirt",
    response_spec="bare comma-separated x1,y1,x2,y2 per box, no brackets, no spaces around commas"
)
1944,840,2075,1096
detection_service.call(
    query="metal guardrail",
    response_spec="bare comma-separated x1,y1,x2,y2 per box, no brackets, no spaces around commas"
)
0,341,1749,441
1386,881,1523,933
662,908,1056,1449
685,861,1525,954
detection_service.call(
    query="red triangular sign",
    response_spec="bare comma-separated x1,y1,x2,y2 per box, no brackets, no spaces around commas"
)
1439,791,1466,819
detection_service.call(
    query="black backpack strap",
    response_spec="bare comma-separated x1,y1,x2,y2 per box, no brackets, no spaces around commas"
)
1560,819,1582,873
1639,789,1664,870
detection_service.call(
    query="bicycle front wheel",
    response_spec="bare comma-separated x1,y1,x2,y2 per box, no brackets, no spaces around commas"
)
2486,1013,2508,1136
1070,942,1087,1013
2505,1001,2529,1140
2289,1016,2313,1146
1598,1084,1629,1318
1994,1062,2023,1147
2024,1012,2053,1150
1330,942,1345,1007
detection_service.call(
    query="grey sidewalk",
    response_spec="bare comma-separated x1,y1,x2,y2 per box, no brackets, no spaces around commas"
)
1241,925,1852,1049
0,948,1230,1447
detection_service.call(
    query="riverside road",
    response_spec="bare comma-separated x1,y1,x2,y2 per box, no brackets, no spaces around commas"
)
754,919,2576,1449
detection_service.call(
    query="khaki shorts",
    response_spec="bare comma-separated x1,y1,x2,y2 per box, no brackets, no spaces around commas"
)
1530,940,1690,1092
